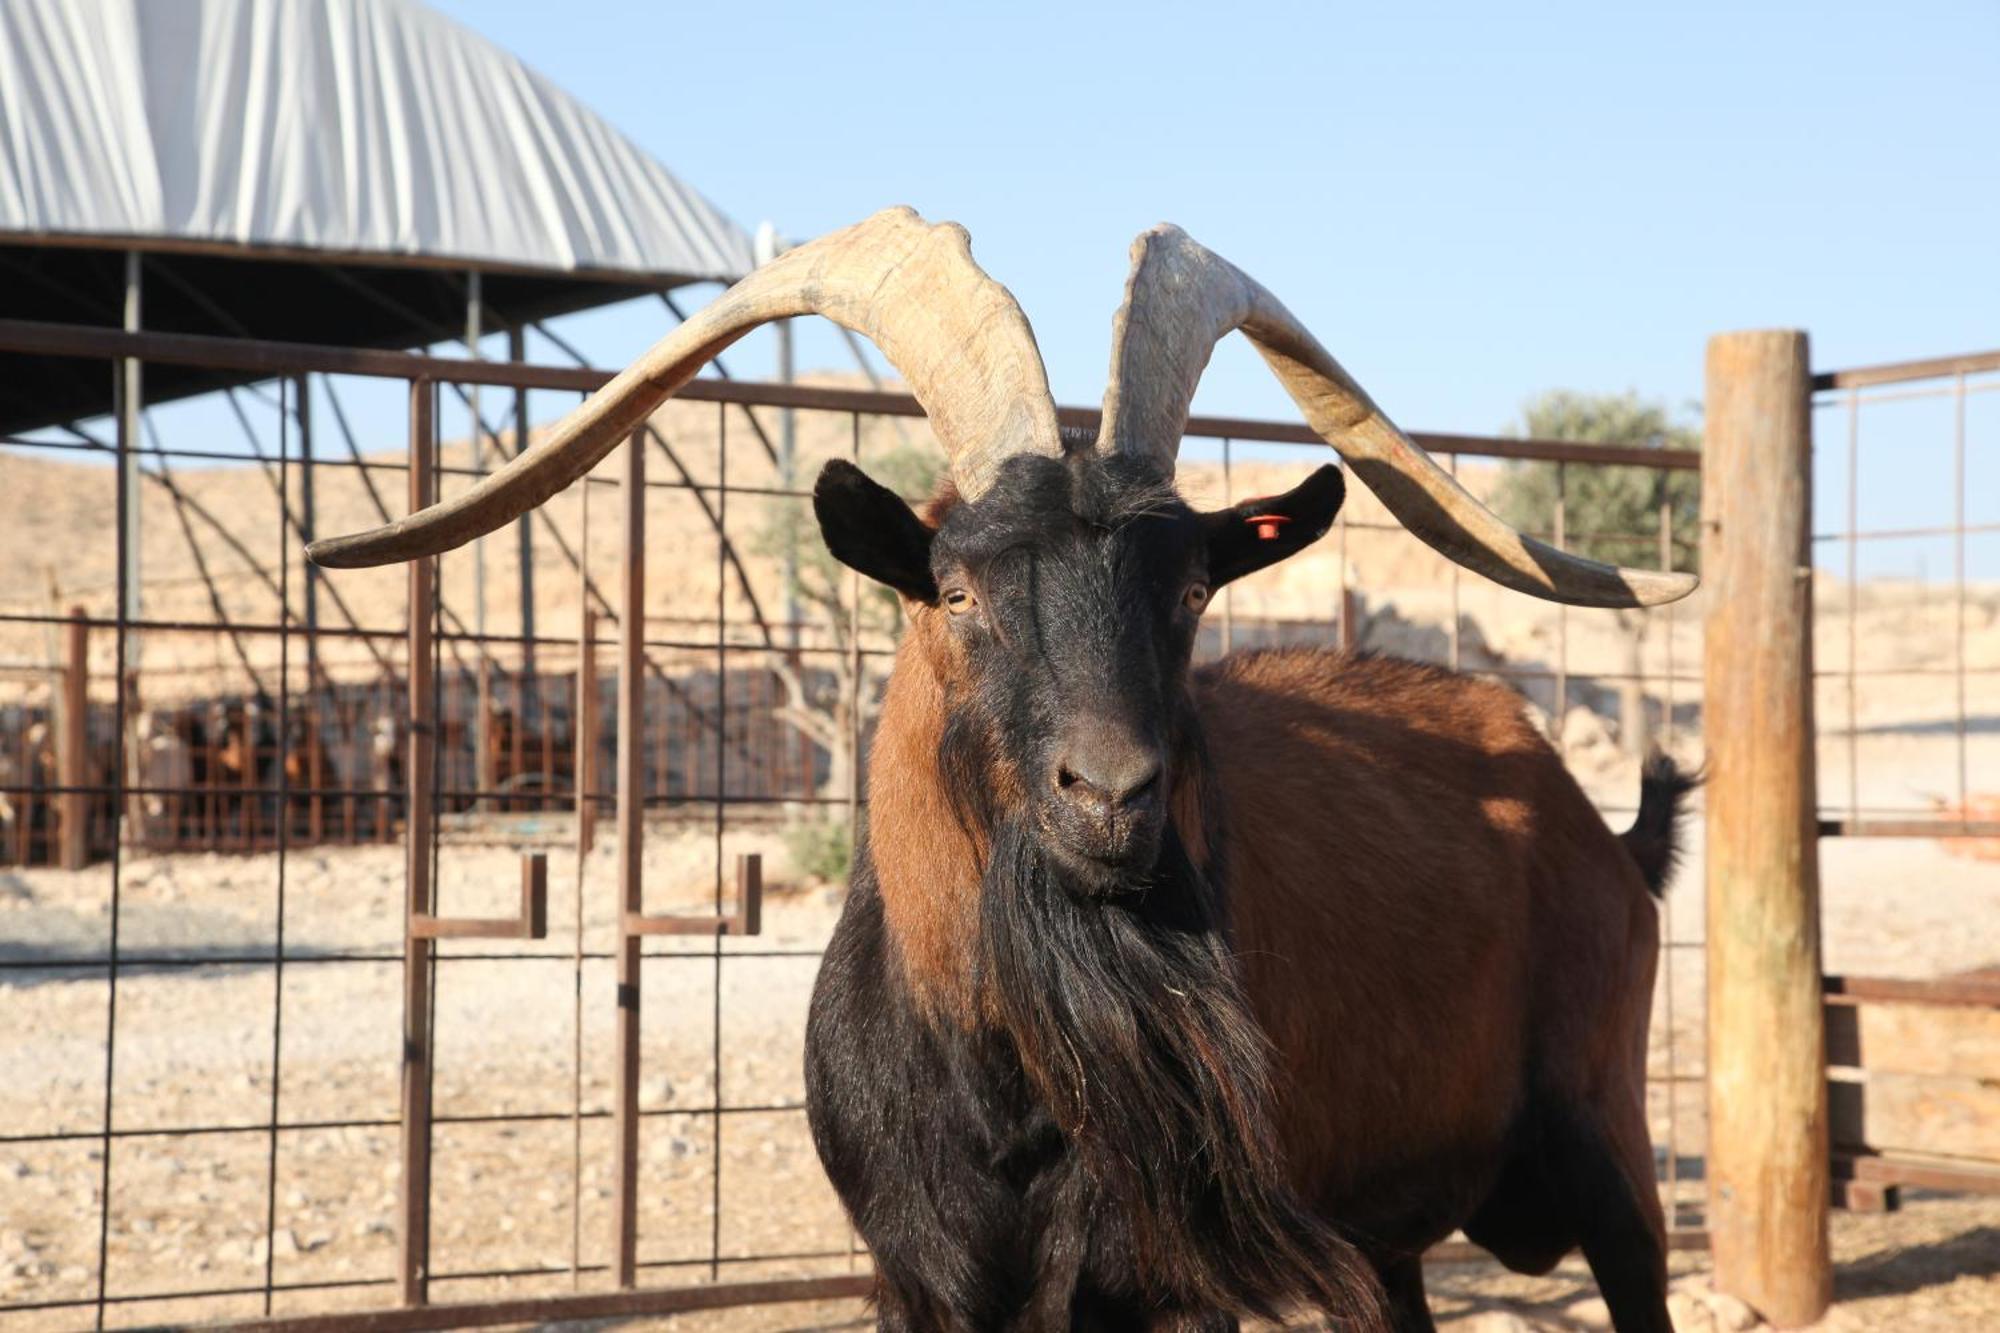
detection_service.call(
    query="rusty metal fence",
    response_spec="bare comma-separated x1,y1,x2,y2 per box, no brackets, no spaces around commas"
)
1809,347,2000,1210
0,318,1704,1330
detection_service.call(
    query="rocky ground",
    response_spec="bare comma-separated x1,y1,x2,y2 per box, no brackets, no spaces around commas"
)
2,773,1995,1331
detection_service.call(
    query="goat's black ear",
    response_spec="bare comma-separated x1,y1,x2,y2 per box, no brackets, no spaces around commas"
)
812,460,938,602
1200,464,1345,589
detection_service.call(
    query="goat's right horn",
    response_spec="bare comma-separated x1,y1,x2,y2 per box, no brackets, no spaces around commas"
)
307,208,1062,569
1097,225,1698,609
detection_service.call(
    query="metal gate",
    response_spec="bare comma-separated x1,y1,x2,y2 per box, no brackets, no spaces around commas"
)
3,318,1711,1330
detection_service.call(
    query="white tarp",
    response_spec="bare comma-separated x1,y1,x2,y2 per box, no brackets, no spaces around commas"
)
0,0,755,281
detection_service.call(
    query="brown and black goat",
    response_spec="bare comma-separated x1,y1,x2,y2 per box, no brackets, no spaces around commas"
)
305,209,1699,1333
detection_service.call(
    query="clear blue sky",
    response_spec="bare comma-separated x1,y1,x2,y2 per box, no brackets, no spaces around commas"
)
429,0,1996,415
137,0,1999,575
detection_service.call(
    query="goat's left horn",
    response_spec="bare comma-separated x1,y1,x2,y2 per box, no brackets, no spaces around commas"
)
1096,225,1698,609
306,208,1062,569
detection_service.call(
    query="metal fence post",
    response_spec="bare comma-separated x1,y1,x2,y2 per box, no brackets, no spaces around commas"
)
399,378,439,1307
1701,329,1831,1327
578,608,600,854
613,428,645,1287
58,605,89,870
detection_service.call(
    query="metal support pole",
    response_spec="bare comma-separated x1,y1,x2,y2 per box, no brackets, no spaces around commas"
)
467,273,494,811
58,606,89,871
577,608,599,855
776,317,797,647
510,325,535,684
120,253,143,644
295,375,323,842
612,428,645,1287
1702,329,1830,1327
399,379,439,1308
756,223,800,647
296,375,319,675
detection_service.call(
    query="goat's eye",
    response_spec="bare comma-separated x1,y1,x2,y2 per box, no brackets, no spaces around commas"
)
1183,582,1210,613
943,588,977,616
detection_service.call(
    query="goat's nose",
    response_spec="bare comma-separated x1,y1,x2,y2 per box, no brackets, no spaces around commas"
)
1054,726,1162,812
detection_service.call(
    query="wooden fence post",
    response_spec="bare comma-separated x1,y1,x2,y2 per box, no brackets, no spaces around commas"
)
58,606,89,870
1702,329,1831,1326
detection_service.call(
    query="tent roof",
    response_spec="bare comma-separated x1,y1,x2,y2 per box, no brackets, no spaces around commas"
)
0,0,757,435
0,0,755,281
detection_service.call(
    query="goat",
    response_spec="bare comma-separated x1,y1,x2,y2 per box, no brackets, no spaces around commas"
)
305,209,1699,1333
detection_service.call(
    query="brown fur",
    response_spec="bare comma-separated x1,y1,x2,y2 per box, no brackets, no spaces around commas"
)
1196,650,1660,1250
867,638,1663,1258
865,606,989,1021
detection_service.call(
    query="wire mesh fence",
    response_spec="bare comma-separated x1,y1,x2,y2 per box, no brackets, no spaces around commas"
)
1,323,1706,1329
1809,348,2000,1209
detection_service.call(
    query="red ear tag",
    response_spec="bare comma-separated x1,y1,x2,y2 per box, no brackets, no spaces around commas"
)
1244,513,1291,541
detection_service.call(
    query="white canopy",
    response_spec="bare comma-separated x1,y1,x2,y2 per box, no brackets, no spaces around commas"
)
0,0,756,282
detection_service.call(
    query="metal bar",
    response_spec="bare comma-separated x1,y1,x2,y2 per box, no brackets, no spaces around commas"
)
1846,390,1860,823
58,606,88,870
1553,463,1568,752
1833,1152,2000,1197
1812,347,2000,390
0,1100,838,1147
577,608,598,854
119,253,143,655
624,854,763,936
91,322,141,1331
1953,373,1969,813
710,399,729,1282
509,325,535,688
1220,437,1234,655
1812,518,2000,543
0,318,1700,466
398,380,438,1308
0,1252,871,1315
1427,1233,1711,1266
1823,973,2000,1008
163,1273,876,1333
613,426,645,1288
261,376,295,1314
1816,818,2000,838
409,853,548,939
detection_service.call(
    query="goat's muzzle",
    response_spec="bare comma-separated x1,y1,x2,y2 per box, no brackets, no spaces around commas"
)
1039,722,1167,893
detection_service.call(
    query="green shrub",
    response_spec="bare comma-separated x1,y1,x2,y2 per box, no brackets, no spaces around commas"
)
782,818,854,885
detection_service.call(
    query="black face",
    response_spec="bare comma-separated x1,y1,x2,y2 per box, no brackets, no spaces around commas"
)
815,452,1344,895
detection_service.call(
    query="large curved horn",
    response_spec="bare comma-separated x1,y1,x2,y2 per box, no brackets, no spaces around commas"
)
1098,226,1697,609
307,208,1061,569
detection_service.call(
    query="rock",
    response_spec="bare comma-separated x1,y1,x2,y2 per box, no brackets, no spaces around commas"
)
646,1134,701,1163
1700,1289,1760,1331
639,1075,676,1109
1667,1289,1716,1332
250,1228,302,1264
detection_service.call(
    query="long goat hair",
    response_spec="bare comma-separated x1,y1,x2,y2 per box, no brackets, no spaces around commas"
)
976,816,1382,1324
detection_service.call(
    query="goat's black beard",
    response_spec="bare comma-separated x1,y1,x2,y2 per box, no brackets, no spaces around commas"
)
975,816,1384,1326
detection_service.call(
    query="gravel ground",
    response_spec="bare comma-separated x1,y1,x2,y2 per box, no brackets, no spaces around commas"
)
3,600,1996,1330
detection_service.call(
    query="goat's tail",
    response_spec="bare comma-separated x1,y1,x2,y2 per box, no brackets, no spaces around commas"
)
1621,752,1700,897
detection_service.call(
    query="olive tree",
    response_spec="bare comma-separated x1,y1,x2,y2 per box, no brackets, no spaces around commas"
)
1493,390,1700,755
